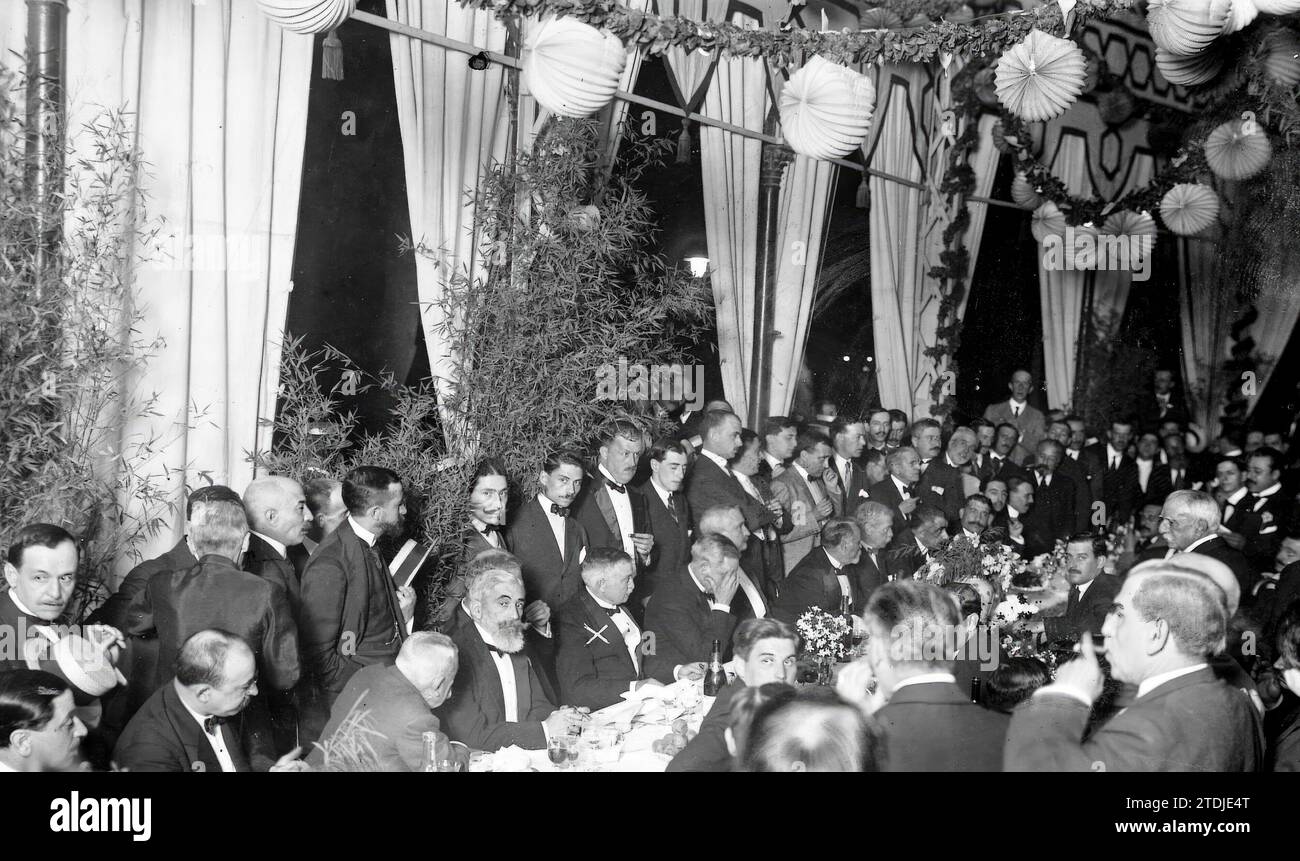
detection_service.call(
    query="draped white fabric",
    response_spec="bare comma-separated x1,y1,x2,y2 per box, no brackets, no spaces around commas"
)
386,0,510,452
599,0,652,171
1036,132,1089,409
657,0,728,116
1177,233,1230,441
962,114,1002,306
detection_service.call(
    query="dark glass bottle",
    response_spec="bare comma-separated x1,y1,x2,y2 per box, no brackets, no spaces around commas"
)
703,639,727,696
970,676,982,705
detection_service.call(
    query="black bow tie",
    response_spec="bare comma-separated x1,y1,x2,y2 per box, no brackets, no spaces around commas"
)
550,504,570,517
203,716,226,736
904,483,917,495
606,481,627,494
808,473,825,484
485,643,512,657
601,604,624,617
479,523,503,534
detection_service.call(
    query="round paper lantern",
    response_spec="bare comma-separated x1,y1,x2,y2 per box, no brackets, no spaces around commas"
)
779,55,877,161
1097,88,1136,125
1253,0,1300,13
256,0,356,34
1145,0,1231,56
1155,45,1224,86
1204,118,1272,180
860,8,903,28
1263,30,1300,89
1160,183,1220,235
1222,0,1258,34
523,17,628,118
995,30,1087,122
1011,172,1041,209
1031,201,1066,242
1103,210,1157,270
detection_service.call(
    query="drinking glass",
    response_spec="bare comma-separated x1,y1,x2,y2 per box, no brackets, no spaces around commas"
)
547,737,570,770
435,759,460,773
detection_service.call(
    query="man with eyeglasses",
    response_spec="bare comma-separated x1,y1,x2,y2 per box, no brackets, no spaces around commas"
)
1152,490,1256,601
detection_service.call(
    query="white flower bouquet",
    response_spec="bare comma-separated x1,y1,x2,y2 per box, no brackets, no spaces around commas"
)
796,608,850,662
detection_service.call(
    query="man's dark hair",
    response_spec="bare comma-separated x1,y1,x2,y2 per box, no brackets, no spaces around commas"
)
861,448,885,469
763,416,797,437
1006,476,1034,496
468,457,509,495
541,450,587,475
733,618,799,659
829,417,862,446
887,409,908,425
175,630,249,689
909,418,941,439
0,670,69,748
910,503,946,528
1249,446,1284,475
995,422,1020,440
6,523,78,569
984,657,1051,713
980,475,1008,493
342,466,402,516
303,477,342,518
186,484,243,519
1066,532,1108,558
701,410,740,438
648,437,688,464
963,493,993,513
794,428,831,457
866,408,892,424
969,417,996,433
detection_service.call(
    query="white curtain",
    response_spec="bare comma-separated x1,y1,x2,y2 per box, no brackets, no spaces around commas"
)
599,0,653,172
1177,233,1230,441
386,0,511,454
962,114,1002,301
1036,133,1089,409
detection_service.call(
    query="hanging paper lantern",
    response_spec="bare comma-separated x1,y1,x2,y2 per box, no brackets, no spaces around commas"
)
1155,45,1224,86
1204,117,1273,180
943,5,976,22
974,67,1001,108
1031,201,1066,242
1103,210,1157,270
1253,0,1300,13
1160,183,1220,235
995,30,1087,122
523,17,628,118
860,8,903,28
1263,30,1300,89
1221,0,1258,34
1097,88,1136,125
255,0,356,34
1011,172,1042,209
1145,0,1231,56
779,55,877,161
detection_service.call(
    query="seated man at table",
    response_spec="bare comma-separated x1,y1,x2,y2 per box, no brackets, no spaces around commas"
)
555,548,663,710
643,534,743,682
310,631,465,772
439,566,569,751
666,618,799,772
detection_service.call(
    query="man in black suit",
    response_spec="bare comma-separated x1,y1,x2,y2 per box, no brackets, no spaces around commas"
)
1024,440,1077,549
987,423,1027,478
667,618,799,772
968,418,998,482
1042,533,1122,644
426,457,513,632
1083,419,1142,529
643,534,743,681
918,427,975,525
242,476,313,619
864,409,895,459
114,630,290,773
1006,562,1261,771
1043,419,1093,532
842,580,1010,771
828,418,871,517
885,504,949,580
887,410,909,449
1243,447,1295,575
636,439,692,608
772,518,864,622
685,410,779,536
507,450,590,609
1134,432,1173,507
299,466,414,745
439,567,568,750
574,420,655,580
992,476,1052,558
910,418,943,473
867,446,921,536
733,431,791,596
697,505,771,621
762,415,798,478
1138,368,1190,433
555,548,663,710
1158,490,1258,601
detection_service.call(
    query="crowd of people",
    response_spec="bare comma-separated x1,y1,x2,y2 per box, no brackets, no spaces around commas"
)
2,368,1299,772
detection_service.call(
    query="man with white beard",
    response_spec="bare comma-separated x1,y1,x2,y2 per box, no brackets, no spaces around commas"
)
440,567,571,750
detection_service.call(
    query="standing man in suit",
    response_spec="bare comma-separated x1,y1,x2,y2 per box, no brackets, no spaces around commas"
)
426,458,514,632
686,410,780,537
636,439,692,608
1161,433,1197,493
698,505,772,621
574,420,655,575
772,429,837,574
302,478,348,556
310,631,463,772
299,466,414,744
909,419,943,472
440,566,568,750
1005,562,1261,771
867,446,922,536
1045,419,1093,533
864,409,895,458
114,630,293,773
555,548,662,710
762,416,798,478
1024,440,1077,548
1158,490,1257,601
988,423,1028,476
919,427,975,525
731,433,791,598
1042,533,1122,644
828,418,871,517
772,518,864,622
1216,455,1259,543
1139,368,1190,433
243,476,313,619
1084,419,1142,529
0,670,87,773
507,450,590,609
1244,447,1295,574
854,502,895,594
969,418,998,482
1134,432,1172,506
983,369,1046,464
643,534,742,680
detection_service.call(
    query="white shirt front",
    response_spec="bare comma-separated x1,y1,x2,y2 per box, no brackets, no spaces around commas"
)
891,474,912,499
1136,458,1153,492
893,672,957,692
252,531,287,559
1073,577,1094,600
699,448,732,475
961,528,982,543
588,589,642,677
179,692,237,773
349,515,378,547
1137,663,1208,699
599,465,638,558
1224,486,1249,520
833,454,855,491
537,493,569,559
1009,399,1026,417
826,551,853,607
475,621,520,723
648,477,674,512
1106,444,1124,471
763,451,786,475
687,564,730,613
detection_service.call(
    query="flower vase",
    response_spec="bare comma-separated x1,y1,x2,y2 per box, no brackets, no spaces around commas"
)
815,655,836,686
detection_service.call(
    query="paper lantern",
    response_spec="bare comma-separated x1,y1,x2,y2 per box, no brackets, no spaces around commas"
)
1031,201,1066,242
1222,0,1258,34
1145,0,1231,56
1155,45,1224,86
1011,172,1041,209
1263,30,1300,89
1097,88,1135,125
995,30,1087,122
255,0,356,34
1160,183,1220,235
1204,118,1272,180
523,17,628,118
779,55,876,161
1253,0,1300,13
1103,210,1157,270
860,8,903,28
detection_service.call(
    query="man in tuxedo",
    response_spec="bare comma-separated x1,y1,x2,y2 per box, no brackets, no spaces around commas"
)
114,630,292,773
828,418,871,517
1083,419,1142,529
697,505,772,621
425,458,514,632
918,427,975,524
1243,447,1295,574
994,476,1052,558
299,466,414,744
555,548,663,710
983,369,1046,463
854,502,894,597
1138,368,1190,432
439,567,567,750
666,617,799,772
762,415,798,477
0,670,87,773
864,409,894,457
1006,562,1261,771
636,439,692,608
866,446,922,536
302,477,348,556
310,631,463,772
642,534,743,681
574,420,655,575
887,410,909,449
1041,533,1122,644
885,504,949,580
1024,440,1077,549
243,476,313,619
1044,419,1093,532
909,418,943,472
857,580,1010,771
1134,432,1172,507
1161,433,1198,493
772,428,837,574
969,418,997,481
685,410,779,538
507,450,590,609
989,423,1029,476
772,518,865,621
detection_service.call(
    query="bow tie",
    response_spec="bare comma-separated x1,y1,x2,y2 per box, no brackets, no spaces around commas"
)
203,716,226,736
479,523,503,534
606,481,627,494
485,642,512,657
904,483,917,495
601,604,624,617
808,473,825,484
550,504,570,517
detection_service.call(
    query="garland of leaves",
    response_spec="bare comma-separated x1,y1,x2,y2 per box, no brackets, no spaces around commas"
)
467,0,1135,66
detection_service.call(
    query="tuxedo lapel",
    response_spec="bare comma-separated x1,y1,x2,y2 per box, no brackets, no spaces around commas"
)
510,652,532,721
593,480,622,544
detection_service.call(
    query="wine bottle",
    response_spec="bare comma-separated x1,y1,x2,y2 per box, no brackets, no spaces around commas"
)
840,594,855,653
970,676,982,705
703,639,727,696
421,730,440,773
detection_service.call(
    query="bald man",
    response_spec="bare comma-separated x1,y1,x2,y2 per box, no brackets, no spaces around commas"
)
244,476,314,614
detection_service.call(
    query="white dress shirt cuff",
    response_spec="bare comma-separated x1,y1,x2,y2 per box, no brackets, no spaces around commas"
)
710,602,731,614
1034,684,1094,708
405,617,415,635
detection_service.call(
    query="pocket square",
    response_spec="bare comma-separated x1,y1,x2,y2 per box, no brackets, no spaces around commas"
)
858,489,869,498
931,486,944,495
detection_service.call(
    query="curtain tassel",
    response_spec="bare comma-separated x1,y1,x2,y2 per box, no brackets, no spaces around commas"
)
855,177,870,209
676,122,692,165
322,29,344,81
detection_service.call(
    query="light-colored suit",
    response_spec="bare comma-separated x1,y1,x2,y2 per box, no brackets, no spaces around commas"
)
772,466,833,575
983,400,1046,465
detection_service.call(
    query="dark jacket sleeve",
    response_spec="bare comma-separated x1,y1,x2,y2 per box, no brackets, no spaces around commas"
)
439,661,549,751
643,594,736,684
299,555,363,695
123,576,158,639
666,688,735,772
88,559,158,630
261,584,301,692
114,719,186,773
1005,693,1154,772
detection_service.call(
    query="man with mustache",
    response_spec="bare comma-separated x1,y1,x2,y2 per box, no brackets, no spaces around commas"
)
1041,533,1121,645
440,567,570,751
508,451,591,610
